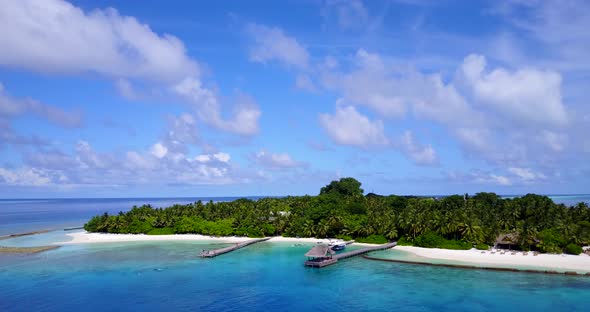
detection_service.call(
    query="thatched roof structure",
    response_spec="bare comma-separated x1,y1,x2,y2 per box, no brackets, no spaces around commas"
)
495,233,539,246
496,233,518,245
304,244,335,258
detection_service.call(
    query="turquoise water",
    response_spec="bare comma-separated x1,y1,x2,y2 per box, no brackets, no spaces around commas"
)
1,237,590,311
2,197,590,311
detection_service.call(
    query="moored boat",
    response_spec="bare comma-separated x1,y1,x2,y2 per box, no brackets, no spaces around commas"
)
328,240,346,251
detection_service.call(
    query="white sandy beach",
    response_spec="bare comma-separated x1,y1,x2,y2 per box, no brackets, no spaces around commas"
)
60,232,252,244
394,246,590,273
60,231,379,246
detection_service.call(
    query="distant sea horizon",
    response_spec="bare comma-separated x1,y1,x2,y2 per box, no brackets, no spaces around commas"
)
1,194,588,236
1,193,589,200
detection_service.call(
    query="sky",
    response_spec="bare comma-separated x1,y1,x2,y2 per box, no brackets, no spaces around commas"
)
0,0,589,198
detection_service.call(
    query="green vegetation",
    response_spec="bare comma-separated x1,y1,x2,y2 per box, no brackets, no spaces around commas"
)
475,243,489,250
413,232,472,250
84,177,590,253
147,227,174,235
565,243,583,255
355,234,388,244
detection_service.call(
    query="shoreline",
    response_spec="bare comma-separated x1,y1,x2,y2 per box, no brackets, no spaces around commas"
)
379,245,590,274
50,232,590,274
58,231,381,246
362,254,590,277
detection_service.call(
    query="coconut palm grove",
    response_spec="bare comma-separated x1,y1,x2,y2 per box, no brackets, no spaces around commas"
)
84,178,590,255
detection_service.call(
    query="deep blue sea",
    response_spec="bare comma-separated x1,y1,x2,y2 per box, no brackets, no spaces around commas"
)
1,195,590,311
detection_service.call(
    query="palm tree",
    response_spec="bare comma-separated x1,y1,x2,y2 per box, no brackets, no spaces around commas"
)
385,227,398,240
302,220,315,237
315,219,330,238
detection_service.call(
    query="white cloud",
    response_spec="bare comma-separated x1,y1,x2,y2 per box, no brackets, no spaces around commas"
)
0,139,247,188
319,48,573,168
0,1,261,138
195,155,211,163
397,131,438,166
213,152,231,163
0,0,198,82
0,167,51,186
246,23,309,69
447,170,512,186
150,143,168,159
319,105,389,147
253,149,306,169
489,174,512,186
321,49,407,118
172,77,260,136
508,167,547,182
460,54,567,126
159,113,199,154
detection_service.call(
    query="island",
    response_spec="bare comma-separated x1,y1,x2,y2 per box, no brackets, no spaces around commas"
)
84,178,590,257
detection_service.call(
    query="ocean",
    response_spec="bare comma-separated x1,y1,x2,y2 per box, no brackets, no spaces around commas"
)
1,195,590,311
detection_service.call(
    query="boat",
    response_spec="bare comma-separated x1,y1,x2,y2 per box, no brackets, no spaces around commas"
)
328,240,346,251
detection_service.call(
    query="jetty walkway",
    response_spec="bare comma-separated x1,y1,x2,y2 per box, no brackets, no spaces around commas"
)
199,237,270,258
305,242,397,267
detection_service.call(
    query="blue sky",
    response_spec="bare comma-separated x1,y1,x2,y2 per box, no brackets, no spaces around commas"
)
1,0,589,198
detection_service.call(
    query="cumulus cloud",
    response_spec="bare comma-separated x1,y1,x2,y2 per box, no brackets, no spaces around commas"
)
252,149,307,169
447,170,512,186
158,113,199,154
319,105,389,147
397,131,438,166
508,167,547,183
150,143,168,159
0,0,261,137
460,54,567,126
0,0,198,82
321,49,407,118
0,139,247,188
172,78,260,136
0,167,52,186
246,23,309,69
319,48,572,168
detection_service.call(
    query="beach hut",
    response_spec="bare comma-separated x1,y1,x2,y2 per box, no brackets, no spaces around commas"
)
495,233,519,250
304,244,337,267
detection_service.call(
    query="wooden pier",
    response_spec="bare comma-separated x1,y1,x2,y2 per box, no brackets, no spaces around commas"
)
199,237,270,258
304,242,397,268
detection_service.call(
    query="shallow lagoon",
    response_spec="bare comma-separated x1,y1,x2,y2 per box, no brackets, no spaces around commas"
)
2,238,590,311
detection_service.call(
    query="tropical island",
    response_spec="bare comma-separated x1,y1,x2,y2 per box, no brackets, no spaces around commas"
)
84,177,590,256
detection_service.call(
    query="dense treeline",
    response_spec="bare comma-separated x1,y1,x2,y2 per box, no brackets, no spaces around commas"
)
85,178,590,254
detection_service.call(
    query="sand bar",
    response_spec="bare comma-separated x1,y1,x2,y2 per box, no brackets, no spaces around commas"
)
0,245,59,254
